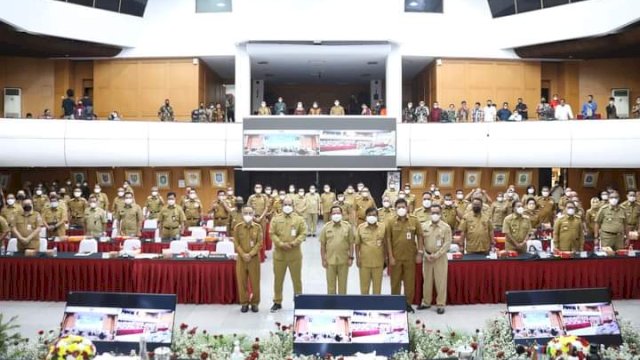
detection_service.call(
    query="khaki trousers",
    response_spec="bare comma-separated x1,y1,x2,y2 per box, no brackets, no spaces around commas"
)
326,263,349,294
600,231,624,250
236,256,261,305
273,257,302,304
390,259,416,304
422,255,448,307
359,266,383,295
323,212,331,223
305,213,319,234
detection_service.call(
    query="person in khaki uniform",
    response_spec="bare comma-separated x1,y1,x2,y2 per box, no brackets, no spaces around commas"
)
595,192,628,250
386,198,424,312
441,194,459,231
42,195,67,238
320,185,336,223
1,194,23,228
32,187,49,213
179,187,193,208
523,198,541,229
454,190,469,220
0,215,10,241
144,187,165,220
417,205,452,314
248,184,270,237
122,180,135,198
378,197,395,223
269,198,307,312
553,201,585,251
116,192,143,237
489,193,510,231
404,184,417,213
335,194,356,227
293,189,307,217
382,183,399,205
67,188,88,230
233,206,263,313
272,192,285,216
12,199,43,253
413,192,433,224
536,187,556,225
355,188,376,226
502,201,532,253
209,190,233,228
356,207,386,294
84,195,108,238
93,185,110,211
344,186,357,206
257,101,271,115
112,188,126,214
158,192,186,240
458,198,495,254
320,206,355,295
304,186,321,236
183,189,202,227
585,197,602,239
329,100,345,115
229,197,245,234
558,187,572,211
621,190,640,233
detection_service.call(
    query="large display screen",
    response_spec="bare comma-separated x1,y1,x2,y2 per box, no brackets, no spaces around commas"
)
243,117,396,169
293,295,409,357
506,288,622,346
61,292,177,354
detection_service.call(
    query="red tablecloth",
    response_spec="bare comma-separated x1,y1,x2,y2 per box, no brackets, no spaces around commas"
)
414,257,640,305
265,222,273,251
47,240,216,254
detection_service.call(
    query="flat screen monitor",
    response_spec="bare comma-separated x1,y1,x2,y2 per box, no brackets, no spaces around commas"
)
506,288,622,347
293,295,409,357
61,292,177,354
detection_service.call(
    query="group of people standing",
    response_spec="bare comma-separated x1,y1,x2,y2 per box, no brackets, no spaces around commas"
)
255,97,387,116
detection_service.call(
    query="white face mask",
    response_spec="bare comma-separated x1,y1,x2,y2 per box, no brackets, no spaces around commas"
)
331,214,343,223
189,194,196,199
265,189,272,195
362,192,369,198
298,192,304,196
516,207,524,215
124,198,133,205
310,189,316,194
283,205,293,214
89,202,97,208
255,188,262,194
398,194,405,199
94,188,101,193
527,203,536,210
609,198,619,206
567,208,576,216
629,196,637,202
227,191,234,196
497,197,504,202
152,191,158,196
324,187,330,192
456,194,464,200
528,189,535,194
168,199,176,206
366,215,377,224
337,197,345,202
542,191,549,197
601,194,609,200
279,195,286,200
347,189,354,194
334,102,339,106
396,208,407,217
289,187,295,193
444,200,452,206
50,201,59,208
422,200,432,208
383,201,391,208
7,199,15,205
219,195,227,201
74,192,82,198
431,214,441,222
118,192,124,197
434,191,440,197
243,214,254,223
36,190,42,196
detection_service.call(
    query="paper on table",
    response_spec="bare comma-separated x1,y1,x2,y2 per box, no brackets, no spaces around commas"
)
74,252,93,256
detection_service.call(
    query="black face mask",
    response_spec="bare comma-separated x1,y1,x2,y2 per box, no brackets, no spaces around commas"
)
472,206,482,213
23,205,33,212
16,195,25,200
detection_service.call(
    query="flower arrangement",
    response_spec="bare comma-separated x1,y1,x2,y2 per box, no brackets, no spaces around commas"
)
46,335,96,360
546,335,590,359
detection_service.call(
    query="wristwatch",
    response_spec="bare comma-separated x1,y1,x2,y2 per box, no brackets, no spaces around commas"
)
348,256,354,260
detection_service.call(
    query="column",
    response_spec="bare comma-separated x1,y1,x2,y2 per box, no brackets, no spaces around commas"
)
234,43,251,123
385,44,402,122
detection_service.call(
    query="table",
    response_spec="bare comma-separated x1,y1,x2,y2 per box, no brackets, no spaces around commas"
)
0,254,237,304
46,240,216,254
413,254,640,305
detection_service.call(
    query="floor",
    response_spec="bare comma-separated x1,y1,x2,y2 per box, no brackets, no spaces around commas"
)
2,220,639,339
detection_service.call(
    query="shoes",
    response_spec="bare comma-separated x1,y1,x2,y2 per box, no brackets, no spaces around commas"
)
241,305,249,313
406,304,415,313
437,307,445,315
417,304,431,310
270,303,282,313
251,305,259,313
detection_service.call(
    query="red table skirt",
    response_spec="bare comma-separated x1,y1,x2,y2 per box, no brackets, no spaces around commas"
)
47,241,216,254
414,257,640,305
0,257,237,304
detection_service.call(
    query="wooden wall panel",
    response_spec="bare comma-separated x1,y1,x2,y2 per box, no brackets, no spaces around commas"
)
0,57,55,118
567,168,640,207
578,58,640,116
264,83,369,111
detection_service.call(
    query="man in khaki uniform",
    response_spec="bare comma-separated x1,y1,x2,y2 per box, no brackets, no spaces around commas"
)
355,188,376,226
490,193,510,231
209,190,232,228
320,206,355,295
621,190,640,233
226,187,237,205
93,185,109,211
122,180,135,198
441,194,459,231
293,188,307,217
183,189,202,227
158,192,186,240
257,101,271,115
594,191,627,250
386,198,424,312
272,192,285,216
116,192,143,237
553,201,584,251
417,205,452,314
502,201,531,253
585,197,602,239
180,187,193,207
42,195,67,238
536,187,556,225
144,187,164,220
404,184,417,213
248,184,270,237
382,183,399,205
558,187,572,211
329,100,345,115
67,188,88,230
378,196,395,223
32,187,49,213
233,206,263,313
12,199,42,253
356,207,386,294
344,186,357,206
413,192,433,224
1,194,23,228
458,198,495,254
269,198,307,312
454,189,469,220
304,185,321,236
0,215,10,241
229,197,245,234
320,185,336,223
431,189,443,206
112,188,126,214
85,195,108,238
335,194,356,227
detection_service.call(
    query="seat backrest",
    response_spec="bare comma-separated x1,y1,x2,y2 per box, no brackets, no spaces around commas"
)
169,240,188,254
39,227,47,239
216,240,235,255
190,228,207,240
143,219,158,229
206,220,214,229
78,239,98,253
39,238,48,252
6,238,18,252
123,239,142,251
527,239,543,252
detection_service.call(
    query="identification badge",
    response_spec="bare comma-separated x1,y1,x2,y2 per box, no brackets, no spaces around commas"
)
291,228,297,237
376,240,382,247
250,240,255,247
406,231,412,240
27,224,32,231
436,239,442,247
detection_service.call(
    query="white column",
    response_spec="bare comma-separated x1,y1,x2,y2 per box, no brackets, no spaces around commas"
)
385,44,402,123
234,43,251,123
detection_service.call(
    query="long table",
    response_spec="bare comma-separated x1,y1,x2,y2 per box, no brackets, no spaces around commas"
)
0,254,237,304
46,240,216,254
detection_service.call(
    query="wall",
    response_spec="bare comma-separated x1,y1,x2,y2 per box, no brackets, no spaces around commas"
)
199,62,226,106
263,83,369,112
578,58,640,116
541,62,580,113
567,168,640,206
0,57,54,118
410,61,436,106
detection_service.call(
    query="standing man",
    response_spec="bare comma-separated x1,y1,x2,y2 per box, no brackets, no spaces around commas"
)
42,194,67,239
378,196,395,223
355,207,386,294
514,98,529,120
335,193,356,227
536,186,556,225
441,194,459,231
1,194,23,228
386,198,424,313
319,206,355,295
94,185,109,211
248,183,270,238
144,187,164,220
116,192,143,237
12,199,42,253
67,188,87,230
85,195,108,238
581,95,598,119
404,184,417,213
413,192,433,224
233,206,263,313
293,188,307,217
594,191,628,250
320,184,336,223
158,192,186,241
273,97,287,115
329,100,345,115
489,192,510,231
304,185,321,237
458,198,495,254
502,201,531,254
355,187,376,226
621,190,640,235
158,99,174,121
32,187,49,213
382,183,399,205
417,205,452,314
483,100,497,122
112,187,126,214
269,198,306,312
183,189,202,227
210,189,232,228
553,201,584,251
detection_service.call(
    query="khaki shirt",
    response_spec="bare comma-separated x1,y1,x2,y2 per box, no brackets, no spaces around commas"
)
454,199,469,216
595,205,626,234
269,213,307,261
95,192,110,211
585,206,601,235
183,199,202,220
112,197,125,213
1,204,24,227
558,195,571,210
14,211,43,252
33,195,49,213
210,200,230,219
459,212,493,253
144,196,165,218
116,204,143,235
442,206,458,231
336,202,354,224
158,205,186,230
355,222,386,268
422,220,452,258
413,207,431,224
536,197,556,224
344,192,356,206
84,207,107,237
355,197,376,220
553,215,584,251
248,194,269,216
320,220,354,265
385,215,422,261
490,201,510,228
272,199,283,216
406,194,417,212
378,207,395,224
257,106,271,115
293,195,307,215
42,206,67,237
305,193,321,214
233,221,263,257
320,192,336,213
621,201,640,226
0,215,9,237
67,198,88,219
524,209,541,228
329,105,345,115
502,214,531,251
382,189,399,205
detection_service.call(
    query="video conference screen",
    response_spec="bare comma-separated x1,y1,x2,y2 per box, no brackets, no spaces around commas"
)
61,292,177,354
293,295,409,357
243,117,396,169
506,288,622,346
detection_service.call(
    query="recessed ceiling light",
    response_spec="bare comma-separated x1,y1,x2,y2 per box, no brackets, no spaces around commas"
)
360,73,371,77
409,1,419,7
264,73,274,77
216,2,226,7
257,61,269,65
367,61,378,65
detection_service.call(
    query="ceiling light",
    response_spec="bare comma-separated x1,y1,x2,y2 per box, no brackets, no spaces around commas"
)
257,61,269,65
367,61,378,65
360,73,371,77
408,1,419,7
216,2,227,7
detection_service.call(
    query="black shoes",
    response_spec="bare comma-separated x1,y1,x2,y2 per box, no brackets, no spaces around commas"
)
437,307,445,315
417,304,431,310
241,305,249,313
251,305,259,313
406,304,415,313
270,303,282,313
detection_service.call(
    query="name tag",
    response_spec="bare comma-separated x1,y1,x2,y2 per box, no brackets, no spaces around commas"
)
250,240,255,247
27,224,32,231
406,231,412,240
436,239,442,247
291,228,297,237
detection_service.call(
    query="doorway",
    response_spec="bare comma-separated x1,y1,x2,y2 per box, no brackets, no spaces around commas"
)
541,80,550,101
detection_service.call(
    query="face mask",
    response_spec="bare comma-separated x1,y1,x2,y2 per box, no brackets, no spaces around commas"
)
125,198,133,205
289,187,295,193
527,203,536,210
542,191,549,197
362,192,369,198
334,102,339,106
444,200,452,206
227,191,234,196
23,205,32,212
431,214,441,222
283,205,293,214
347,189,354,194
357,186,364,192
331,214,343,223
422,200,432,208
89,202,97,208
310,189,316,194
152,191,158,196
404,188,410,193
243,215,254,223
279,195,286,200
298,192,304,196
430,186,436,192
51,201,59,208
396,208,407,217
265,190,272,195
118,192,124,197
338,197,344,202
366,216,377,224
74,192,82,198
629,196,637,202
472,206,482,213
66,182,72,186
601,194,609,200
7,199,15,205
94,188,101,193
313,104,318,108
456,194,464,200
567,208,576,216
434,191,440,197
17,194,25,200
398,194,405,199
516,207,524,215
255,188,262,194
189,194,196,199
383,201,391,208
168,199,176,206
609,198,619,206
324,187,330,192
527,189,534,194
36,190,42,196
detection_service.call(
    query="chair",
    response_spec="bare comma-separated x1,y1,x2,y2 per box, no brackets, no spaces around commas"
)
527,239,543,252
190,227,207,240
216,239,236,255
39,227,47,239
6,238,18,253
169,240,188,254
206,220,214,229
78,239,98,253
143,219,158,230
449,244,461,253
122,239,142,252
39,238,48,252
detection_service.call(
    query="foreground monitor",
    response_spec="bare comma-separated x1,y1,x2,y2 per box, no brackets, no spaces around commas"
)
61,292,177,354
293,295,409,357
506,288,622,347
